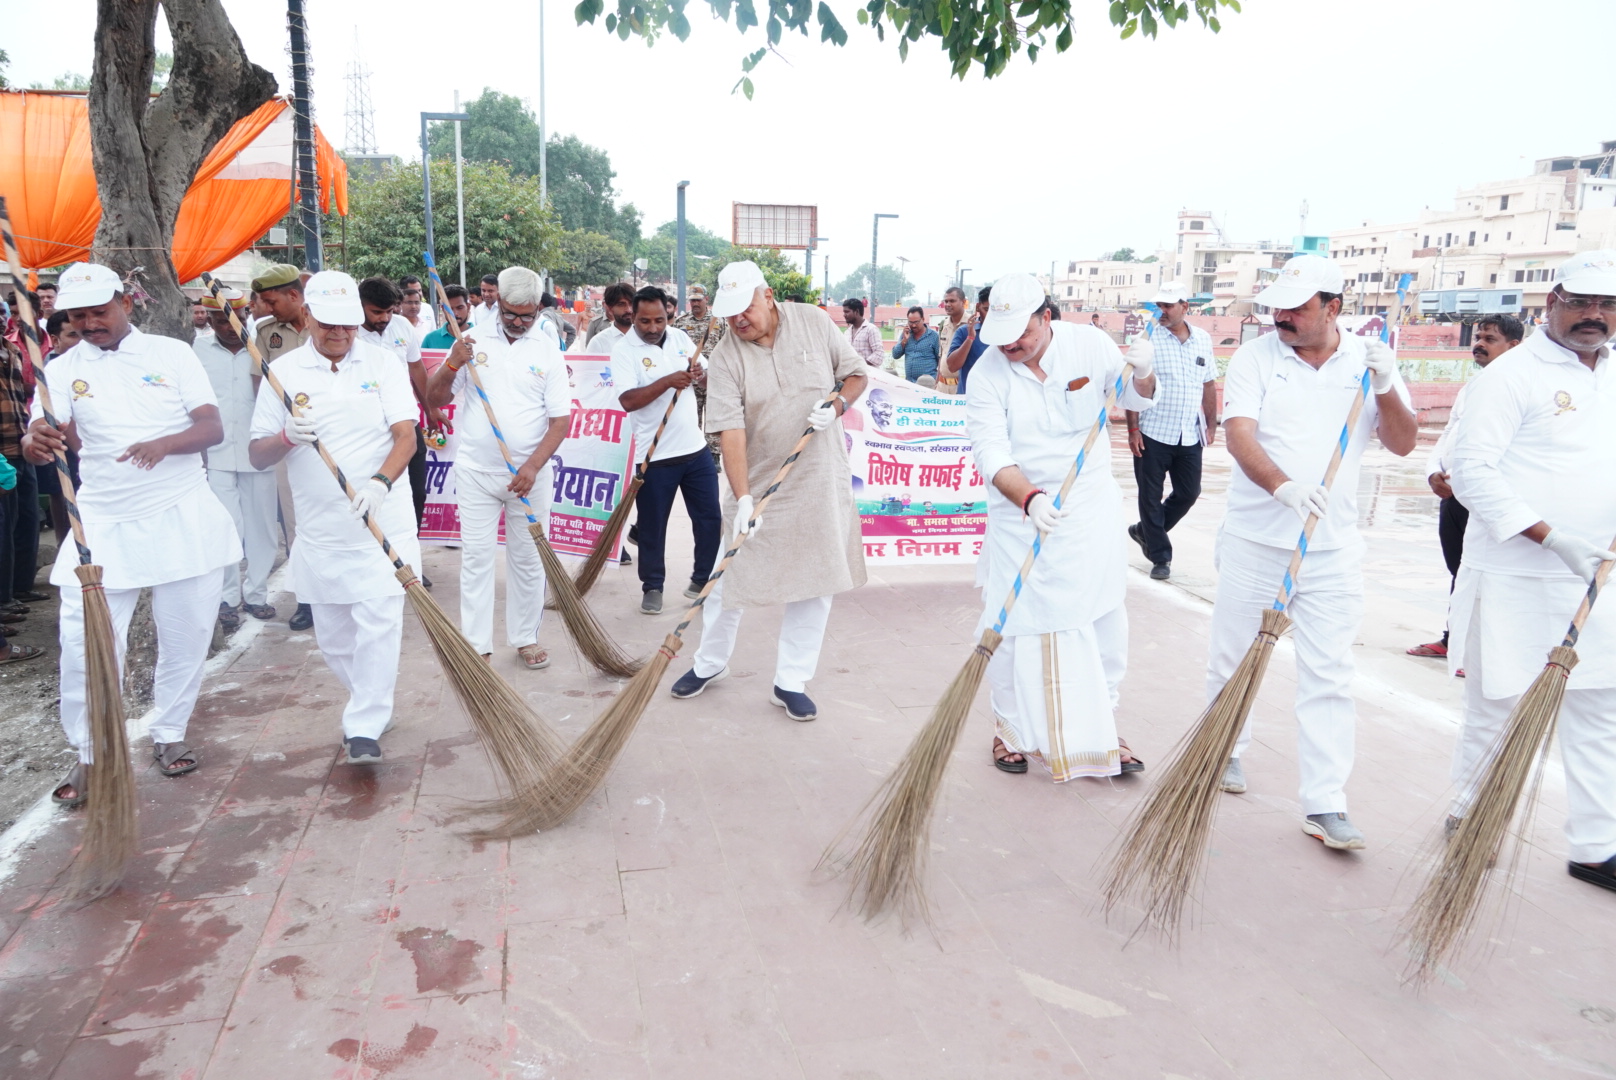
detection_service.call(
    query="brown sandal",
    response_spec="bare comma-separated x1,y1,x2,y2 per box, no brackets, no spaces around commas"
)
154,742,200,777
0,644,43,665
52,763,87,807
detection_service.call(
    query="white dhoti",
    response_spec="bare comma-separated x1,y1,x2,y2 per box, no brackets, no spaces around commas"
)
209,468,280,606
457,466,549,655
1208,531,1363,816
691,573,832,693
1448,567,1616,863
310,594,405,740
59,572,223,762
988,603,1128,781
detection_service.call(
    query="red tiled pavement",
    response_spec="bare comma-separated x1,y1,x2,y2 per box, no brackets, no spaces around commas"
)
1,428,1612,1078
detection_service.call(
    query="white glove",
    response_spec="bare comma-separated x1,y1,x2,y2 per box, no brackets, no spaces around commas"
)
1363,339,1398,394
1025,492,1069,534
731,493,760,541
1274,480,1330,523
806,399,838,432
1542,529,1616,584
1126,335,1154,381
285,411,319,446
349,478,389,521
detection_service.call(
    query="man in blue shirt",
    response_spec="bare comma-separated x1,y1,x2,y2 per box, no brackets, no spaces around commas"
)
890,305,940,382
944,286,991,394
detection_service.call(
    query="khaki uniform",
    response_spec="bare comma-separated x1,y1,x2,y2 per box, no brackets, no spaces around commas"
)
251,319,309,545
673,313,728,458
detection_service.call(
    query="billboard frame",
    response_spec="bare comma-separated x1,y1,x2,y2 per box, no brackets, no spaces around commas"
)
732,202,819,251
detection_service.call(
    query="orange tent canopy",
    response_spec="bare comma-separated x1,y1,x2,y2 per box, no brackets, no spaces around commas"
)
0,92,347,280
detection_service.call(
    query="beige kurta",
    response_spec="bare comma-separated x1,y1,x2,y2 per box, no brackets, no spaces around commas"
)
704,302,868,609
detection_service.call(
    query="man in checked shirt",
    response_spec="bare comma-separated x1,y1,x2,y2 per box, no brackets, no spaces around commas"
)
1124,282,1219,580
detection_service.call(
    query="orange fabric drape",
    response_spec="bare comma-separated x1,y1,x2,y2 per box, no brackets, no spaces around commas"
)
0,92,348,280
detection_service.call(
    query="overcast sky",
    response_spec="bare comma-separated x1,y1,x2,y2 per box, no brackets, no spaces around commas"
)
6,0,1610,297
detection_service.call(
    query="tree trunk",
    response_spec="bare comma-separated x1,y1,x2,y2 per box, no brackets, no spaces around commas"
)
88,0,277,340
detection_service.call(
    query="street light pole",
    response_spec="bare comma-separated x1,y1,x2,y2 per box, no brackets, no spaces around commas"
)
420,110,470,270
676,181,689,311
454,91,467,287
895,256,909,303
872,212,898,315
805,236,828,292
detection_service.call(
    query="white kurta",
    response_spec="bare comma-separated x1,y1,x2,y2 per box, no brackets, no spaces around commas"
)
966,322,1157,780
249,340,421,604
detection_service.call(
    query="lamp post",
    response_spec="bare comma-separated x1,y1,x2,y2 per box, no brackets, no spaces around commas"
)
895,256,909,303
805,236,829,287
420,110,470,269
453,92,467,286
676,180,689,311
872,212,897,315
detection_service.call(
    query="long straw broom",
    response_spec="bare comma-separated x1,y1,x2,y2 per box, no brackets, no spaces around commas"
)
476,383,846,839
1402,539,1616,983
201,274,563,792
567,318,715,597
422,256,641,679
1100,368,1373,941
825,356,1145,924
0,199,134,900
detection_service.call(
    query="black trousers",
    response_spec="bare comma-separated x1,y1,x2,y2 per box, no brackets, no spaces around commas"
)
1131,433,1203,564
635,449,722,595
1437,496,1469,646
0,458,40,603
408,426,428,527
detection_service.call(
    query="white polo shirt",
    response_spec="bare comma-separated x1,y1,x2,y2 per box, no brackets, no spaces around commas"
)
1449,330,1616,578
35,328,217,522
583,324,627,355
451,325,573,475
249,340,420,603
615,327,705,463
1220,328,1409,551
195,335,260,472
357,313,423,368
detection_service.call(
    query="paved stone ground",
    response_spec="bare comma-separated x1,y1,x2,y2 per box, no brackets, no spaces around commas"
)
1,429,1613,1079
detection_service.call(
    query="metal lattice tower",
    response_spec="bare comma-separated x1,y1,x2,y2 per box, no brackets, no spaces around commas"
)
344,30,376,155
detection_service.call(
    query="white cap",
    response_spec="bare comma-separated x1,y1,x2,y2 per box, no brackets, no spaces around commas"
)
53,262,123,310
1251,254,1344,310
303,270,364,326
1150,281,1192,305
712,260,769,318
1556,250,1616,296
979,273,1047,346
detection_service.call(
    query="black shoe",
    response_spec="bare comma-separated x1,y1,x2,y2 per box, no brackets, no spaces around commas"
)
619,549,633,566
640,589,663,615
1150,562,1171,580
289,602,313,631
671,665,727,699
421,574,433,589
1127,522,1150,559
1569,856,1616,892
627,525,640,546
343,736,382,765
771,686,818,721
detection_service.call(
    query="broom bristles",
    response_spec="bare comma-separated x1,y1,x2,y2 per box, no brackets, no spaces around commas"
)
1402,646,1574,984
569,478,643,597
529,524,643,679
395,567,564,793
1100,606,1290,941
64,565,137,901
473,634,679,839
823,632,999,924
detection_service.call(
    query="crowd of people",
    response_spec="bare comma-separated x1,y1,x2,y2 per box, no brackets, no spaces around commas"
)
8,243,1616,896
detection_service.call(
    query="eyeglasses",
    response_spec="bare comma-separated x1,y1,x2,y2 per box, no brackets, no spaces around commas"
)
1557,295,1616,313
499,310,538,325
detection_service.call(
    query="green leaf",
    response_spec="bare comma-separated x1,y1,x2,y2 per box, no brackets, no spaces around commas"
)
1055,22,1072,50
742,75,754,99
938,2,952,33
574,0,603,24
817,3,848,44
741,46,767,70
856,7,868,23
1141,8,1157,35
1120,16,1137,37
1109,0,1126,24
767,14,782,42
898,36,908,60
1208,14,1220,30
605,12,617,30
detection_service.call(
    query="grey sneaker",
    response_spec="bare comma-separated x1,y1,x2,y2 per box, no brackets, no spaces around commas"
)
1444,814,1462,842
640,589,662,615
1303,812,1365,850
1219,757,1246,794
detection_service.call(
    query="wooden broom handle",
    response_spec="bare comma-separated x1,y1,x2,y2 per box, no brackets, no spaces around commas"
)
631,319,713,479
1270,368,1373,611
0,197,93,564
1561,528,1616,647
200,273,411,574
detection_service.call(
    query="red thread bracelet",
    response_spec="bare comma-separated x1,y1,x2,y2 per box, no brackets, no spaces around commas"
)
1021,489,1045,516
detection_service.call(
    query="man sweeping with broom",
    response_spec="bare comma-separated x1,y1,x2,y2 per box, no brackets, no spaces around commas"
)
1207,254,1415,849
966,273,1158,777
248,270,421,765
1444,250,1616,893
24,262,243,801
425,266,571,669
668,260,868,721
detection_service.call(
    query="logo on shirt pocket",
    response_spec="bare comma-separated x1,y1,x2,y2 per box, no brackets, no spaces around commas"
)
359,381,380,395
140,373,170,389
529,364,547,380
72,379,91,400
1554,390,1576,415
293,392,311,408
641,357,655,370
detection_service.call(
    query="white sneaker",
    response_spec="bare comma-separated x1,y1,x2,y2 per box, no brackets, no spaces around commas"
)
1219,757,1246,794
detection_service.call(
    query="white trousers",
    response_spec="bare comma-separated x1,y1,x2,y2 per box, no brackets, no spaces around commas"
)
58,571,222,762
311,594,405,740
1208,532,1364,816
209,468,279,606
691,574,833,693
457,467,547,655
1451,656,1616,865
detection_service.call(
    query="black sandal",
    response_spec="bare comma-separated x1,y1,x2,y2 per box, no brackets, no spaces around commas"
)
993,737,1029,774
1570,856,1616,893
1119,738,1145,774
154,742,200,777
52,763,87,807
